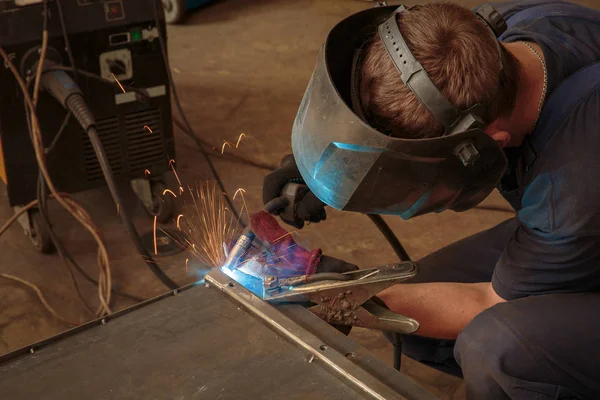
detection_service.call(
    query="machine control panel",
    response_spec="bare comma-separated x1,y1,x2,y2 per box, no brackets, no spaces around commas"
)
104,0,124,21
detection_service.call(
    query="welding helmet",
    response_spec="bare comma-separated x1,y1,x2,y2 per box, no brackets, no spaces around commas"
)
291,4,509,219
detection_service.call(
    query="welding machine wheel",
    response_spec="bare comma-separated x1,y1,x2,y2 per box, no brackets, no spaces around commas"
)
162,0,186,24
146,181,175,224
28,210,54,254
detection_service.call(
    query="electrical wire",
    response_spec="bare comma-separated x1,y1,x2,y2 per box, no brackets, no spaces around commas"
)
152,1,245,227
36,0,169,301
0,273,79,327
0,47,113,316
37,5,181,290
37,173,95,317
25,4,111,317
46,113,71,154
32,0,48,106
55,0,78,82
37,173,144,303
40,64,276,171
24,76,120,315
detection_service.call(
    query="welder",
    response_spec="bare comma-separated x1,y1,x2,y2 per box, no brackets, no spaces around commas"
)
262,1,600,399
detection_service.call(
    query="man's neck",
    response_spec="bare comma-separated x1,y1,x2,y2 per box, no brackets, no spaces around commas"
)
501,42,547,147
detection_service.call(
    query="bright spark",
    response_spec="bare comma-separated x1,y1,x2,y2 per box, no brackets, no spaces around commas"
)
111,73,126,93
235,133,246,148
221,141,232,154
168,159,183,190
163,189,177,198
169,182,241,268
143,125,153,133
233,188,246,200
273,231,296,243
233,188,248,221
144,169,151,177
153,216,158,255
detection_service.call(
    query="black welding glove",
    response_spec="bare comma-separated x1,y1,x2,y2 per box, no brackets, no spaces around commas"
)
317,255,359,274
263,154,327,229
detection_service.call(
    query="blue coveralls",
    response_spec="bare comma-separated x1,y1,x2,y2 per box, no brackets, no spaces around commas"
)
390,2,600,399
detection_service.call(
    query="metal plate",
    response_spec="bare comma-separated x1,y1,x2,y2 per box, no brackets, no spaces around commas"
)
206,269,436,400
0,284,363,400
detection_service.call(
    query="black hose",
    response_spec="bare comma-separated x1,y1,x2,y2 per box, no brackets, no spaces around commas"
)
367,214,411,262
393,343,402,371
58,90,178,290
86,123,179,290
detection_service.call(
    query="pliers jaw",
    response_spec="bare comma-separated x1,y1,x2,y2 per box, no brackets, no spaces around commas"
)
263,262,421,334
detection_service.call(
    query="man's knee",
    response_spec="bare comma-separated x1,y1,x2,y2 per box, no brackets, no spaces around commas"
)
455,303,584,399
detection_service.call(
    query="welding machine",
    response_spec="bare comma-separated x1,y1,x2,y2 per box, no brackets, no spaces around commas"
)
162,0,217,24
0,0,176,252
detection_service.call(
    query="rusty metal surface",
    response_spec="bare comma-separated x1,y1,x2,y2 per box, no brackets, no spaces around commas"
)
0,283,363,400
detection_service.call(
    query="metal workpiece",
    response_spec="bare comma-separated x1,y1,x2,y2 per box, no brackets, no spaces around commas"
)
206,268,431,400
0,281,365,400
278,304,439,400
262,262,420,334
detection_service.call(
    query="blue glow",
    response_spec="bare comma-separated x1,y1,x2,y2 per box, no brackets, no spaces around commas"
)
220,266,264,297
399,191,431,220
332,142,384,153
190,265,211,286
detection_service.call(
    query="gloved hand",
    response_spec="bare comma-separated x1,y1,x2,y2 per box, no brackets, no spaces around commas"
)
262,154,327,229
249,211,358,277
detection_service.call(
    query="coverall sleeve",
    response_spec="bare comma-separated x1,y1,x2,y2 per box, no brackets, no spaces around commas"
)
492,223,600,300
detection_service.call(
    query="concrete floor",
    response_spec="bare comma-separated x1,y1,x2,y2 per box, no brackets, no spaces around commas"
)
0,0,597,398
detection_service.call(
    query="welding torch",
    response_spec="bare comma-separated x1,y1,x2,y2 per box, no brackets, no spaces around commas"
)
222,182,304,271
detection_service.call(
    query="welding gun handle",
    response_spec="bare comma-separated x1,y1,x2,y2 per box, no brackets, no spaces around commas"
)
264,182,306,222
264,196,289,214
263,182,305,217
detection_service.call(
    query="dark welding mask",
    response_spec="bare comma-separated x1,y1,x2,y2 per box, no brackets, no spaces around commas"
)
291,4,509,219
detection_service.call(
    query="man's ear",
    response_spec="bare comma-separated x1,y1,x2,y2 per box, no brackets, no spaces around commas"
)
485,122,511,148
490,131,511,148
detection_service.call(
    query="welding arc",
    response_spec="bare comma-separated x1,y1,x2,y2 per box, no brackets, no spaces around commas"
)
152,2,245,227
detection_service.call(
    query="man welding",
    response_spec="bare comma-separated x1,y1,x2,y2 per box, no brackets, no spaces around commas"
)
261,1,600,398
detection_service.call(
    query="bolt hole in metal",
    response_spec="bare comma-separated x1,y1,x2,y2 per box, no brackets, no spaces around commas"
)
228,282,235,288
319,344,328,351
344,352,356,359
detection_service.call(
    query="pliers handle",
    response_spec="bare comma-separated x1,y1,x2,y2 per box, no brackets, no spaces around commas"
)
263,262,420,334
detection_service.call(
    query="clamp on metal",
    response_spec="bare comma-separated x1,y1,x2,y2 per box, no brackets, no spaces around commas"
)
262,262,420,334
